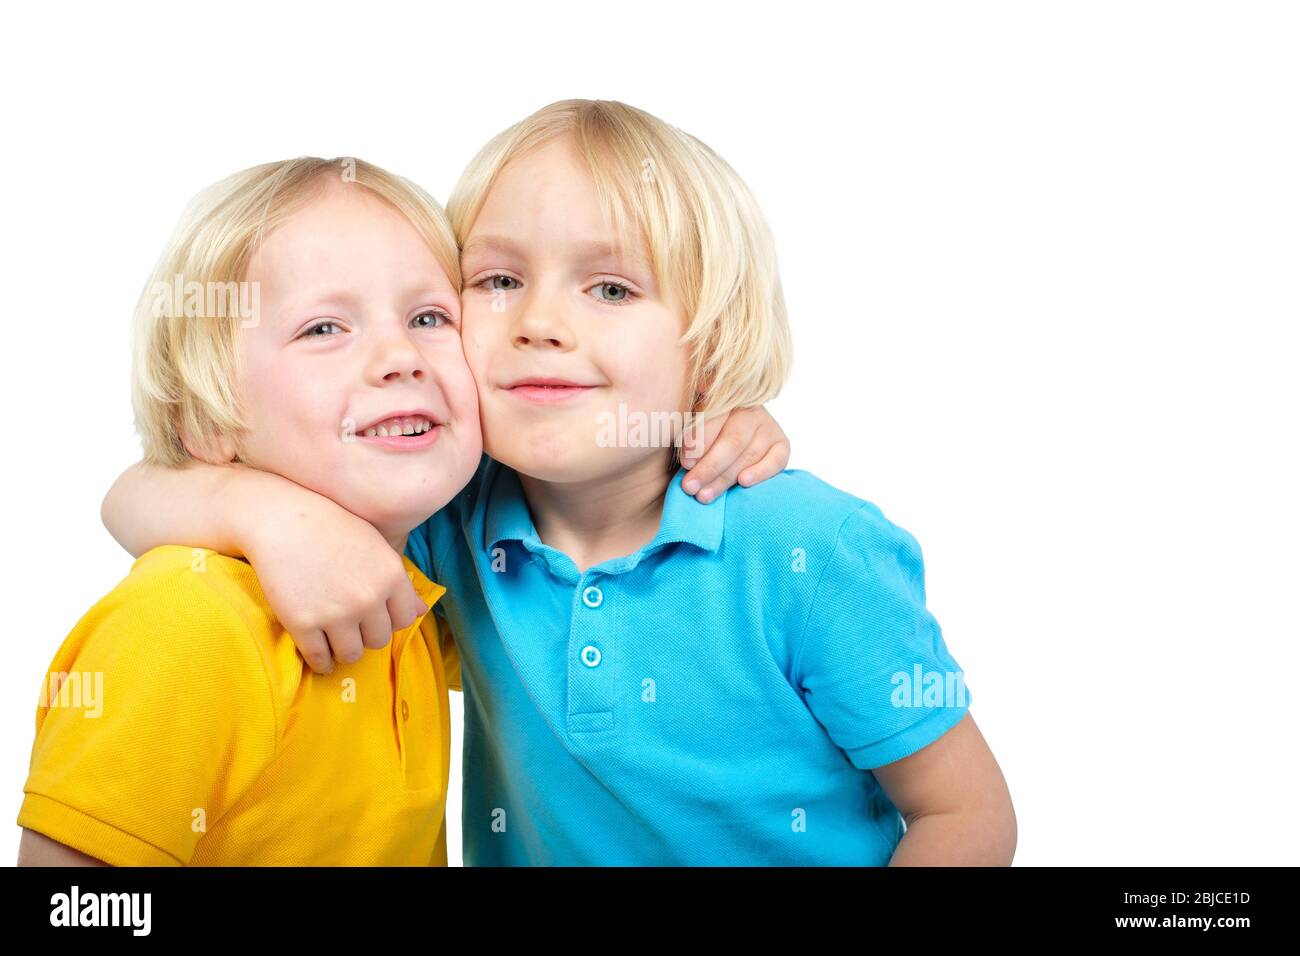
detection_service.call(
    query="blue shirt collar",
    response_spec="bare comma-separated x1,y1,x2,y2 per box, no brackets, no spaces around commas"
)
484,466,726,561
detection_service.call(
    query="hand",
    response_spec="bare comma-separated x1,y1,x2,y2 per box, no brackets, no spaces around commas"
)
680,405,790,503
242,485,428,674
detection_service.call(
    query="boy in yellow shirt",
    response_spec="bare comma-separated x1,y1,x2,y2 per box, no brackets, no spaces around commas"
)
17,156,485,865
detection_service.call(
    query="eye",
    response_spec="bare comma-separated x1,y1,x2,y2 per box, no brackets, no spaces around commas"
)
411,309,453,329
300,320,344,338
588,280,634,304
481,274,521,292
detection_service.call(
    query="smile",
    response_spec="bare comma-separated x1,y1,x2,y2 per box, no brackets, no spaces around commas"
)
361,415,435,437
356,413,442,450
505,383,598,405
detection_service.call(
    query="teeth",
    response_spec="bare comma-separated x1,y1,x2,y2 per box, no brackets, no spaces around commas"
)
362,415,434,438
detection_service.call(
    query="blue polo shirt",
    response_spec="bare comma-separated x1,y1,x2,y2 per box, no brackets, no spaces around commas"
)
406,456,971,865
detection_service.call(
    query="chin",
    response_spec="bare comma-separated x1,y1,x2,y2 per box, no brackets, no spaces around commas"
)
504,442,665,487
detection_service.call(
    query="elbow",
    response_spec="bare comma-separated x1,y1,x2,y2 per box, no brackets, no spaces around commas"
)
101,461,143,556
982,791,1018,866
995,800,1018,865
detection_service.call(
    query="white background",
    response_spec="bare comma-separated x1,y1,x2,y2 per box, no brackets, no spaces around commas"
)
1,0,1296,866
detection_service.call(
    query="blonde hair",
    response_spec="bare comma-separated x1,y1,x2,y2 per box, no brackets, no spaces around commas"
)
446,99,792,417
131,156,461,467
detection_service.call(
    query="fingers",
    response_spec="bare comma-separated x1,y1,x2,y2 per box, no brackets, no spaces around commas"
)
292,629,335,675
395,581,429,632
682,425,756,500
359,603,396,651
678,411,728,471
281,568,428,673
691,438,770,503
324,622,366,666
737,439,790,487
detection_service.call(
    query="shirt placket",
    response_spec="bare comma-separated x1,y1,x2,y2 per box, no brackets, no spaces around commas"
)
566,569,616,733
392,622,439,789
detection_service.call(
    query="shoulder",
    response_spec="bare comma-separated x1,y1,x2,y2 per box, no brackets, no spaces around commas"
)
61,546,296,715
718,469,928,603
721,468,912,552
88,546,258,646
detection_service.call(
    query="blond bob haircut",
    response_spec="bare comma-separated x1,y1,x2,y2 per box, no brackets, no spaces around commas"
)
446,99,792,418
131,156,460,467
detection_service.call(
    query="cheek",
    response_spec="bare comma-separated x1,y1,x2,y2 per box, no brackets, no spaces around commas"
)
449,366,483,424
459,314,494,381
238,357,337,459
609,322,691,404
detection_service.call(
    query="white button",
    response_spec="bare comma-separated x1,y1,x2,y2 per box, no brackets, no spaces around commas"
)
581,645,602,668
582,586,603,608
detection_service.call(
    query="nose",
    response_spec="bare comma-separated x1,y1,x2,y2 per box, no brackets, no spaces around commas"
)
367,323,432,385
511,283,575,351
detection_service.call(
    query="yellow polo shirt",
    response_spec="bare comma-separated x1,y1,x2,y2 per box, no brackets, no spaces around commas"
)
18,544,458,866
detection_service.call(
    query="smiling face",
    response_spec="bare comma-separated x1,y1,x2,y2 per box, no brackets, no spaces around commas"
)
458,136,693,485
233,178,482,548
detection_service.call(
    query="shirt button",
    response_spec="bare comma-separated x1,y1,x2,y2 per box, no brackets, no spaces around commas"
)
401,700,410,721
582,585,603,608
580,645,602,668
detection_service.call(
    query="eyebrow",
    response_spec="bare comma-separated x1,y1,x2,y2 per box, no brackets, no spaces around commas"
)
277,288,363,319
462,234,651,272
274,284,455,323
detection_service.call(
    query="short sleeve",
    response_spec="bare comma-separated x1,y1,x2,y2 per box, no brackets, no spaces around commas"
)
18,574,280,865
792,502,971,771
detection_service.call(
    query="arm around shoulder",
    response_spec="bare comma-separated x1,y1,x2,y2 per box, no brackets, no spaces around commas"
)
101,458,261,559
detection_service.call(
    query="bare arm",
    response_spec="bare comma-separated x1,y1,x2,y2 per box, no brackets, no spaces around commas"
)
104,459,274,560
18,829,109,867
873,712,1017,866
101,459,427,673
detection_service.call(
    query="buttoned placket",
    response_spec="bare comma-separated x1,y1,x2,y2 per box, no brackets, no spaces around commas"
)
390,618,437,788
518,541,621,735
566,566,615,733
484,464,720,740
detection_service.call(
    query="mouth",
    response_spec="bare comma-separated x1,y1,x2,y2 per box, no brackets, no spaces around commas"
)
356,411,443,450
504,378,598,404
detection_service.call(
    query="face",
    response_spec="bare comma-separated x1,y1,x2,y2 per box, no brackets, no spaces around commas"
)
459,136,692,485
231,178,482,547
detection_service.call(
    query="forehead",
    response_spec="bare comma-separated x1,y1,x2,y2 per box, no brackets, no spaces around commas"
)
251,181,451,290
466,140,648,265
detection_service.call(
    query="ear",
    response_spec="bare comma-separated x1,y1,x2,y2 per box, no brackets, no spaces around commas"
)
179,425,239,466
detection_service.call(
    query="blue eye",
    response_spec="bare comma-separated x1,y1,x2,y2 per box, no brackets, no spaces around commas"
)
301,320,343,337
411,310,452,328
589,280,633,304
483,274,521,292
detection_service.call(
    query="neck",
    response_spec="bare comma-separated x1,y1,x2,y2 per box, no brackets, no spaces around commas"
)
519,451,676,573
